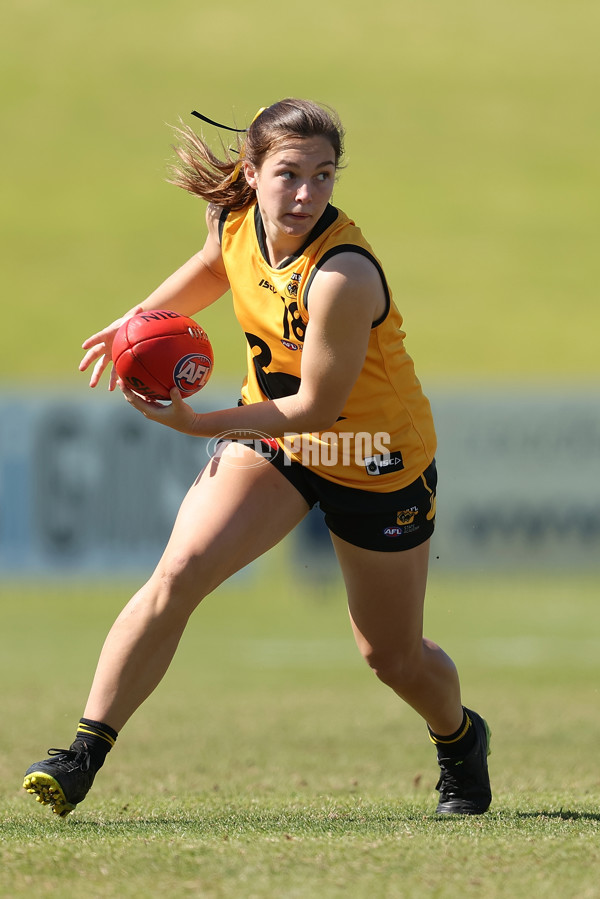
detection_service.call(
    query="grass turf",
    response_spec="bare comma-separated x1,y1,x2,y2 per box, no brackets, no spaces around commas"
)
2,567,600,896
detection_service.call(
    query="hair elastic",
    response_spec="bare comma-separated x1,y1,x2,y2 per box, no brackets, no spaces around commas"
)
190,107,267,182
229,107,267,181
190,111,246,133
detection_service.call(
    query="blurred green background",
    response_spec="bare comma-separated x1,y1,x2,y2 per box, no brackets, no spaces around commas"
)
2,0,599,389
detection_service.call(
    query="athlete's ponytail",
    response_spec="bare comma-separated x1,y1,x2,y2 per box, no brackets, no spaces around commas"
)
169,98,345,211
168,124,253,210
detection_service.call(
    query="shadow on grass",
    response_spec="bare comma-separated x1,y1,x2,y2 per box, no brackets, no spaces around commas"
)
513,810,600,822
51,807,600,835
5,800,600,840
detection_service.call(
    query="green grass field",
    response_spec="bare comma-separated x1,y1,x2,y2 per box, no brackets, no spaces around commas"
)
2,563,600,897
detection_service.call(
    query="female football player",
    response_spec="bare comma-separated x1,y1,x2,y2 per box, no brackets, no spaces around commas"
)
24,99,491,817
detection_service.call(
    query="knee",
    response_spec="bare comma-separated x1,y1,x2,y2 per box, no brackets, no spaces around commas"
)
360,645,422,693
147,557,207,618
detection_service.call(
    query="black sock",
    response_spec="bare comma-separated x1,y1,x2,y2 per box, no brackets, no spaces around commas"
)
72,718,119,770
428,708,477,759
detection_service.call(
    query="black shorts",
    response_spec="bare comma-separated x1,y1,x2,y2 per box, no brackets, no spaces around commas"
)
267,446,437,553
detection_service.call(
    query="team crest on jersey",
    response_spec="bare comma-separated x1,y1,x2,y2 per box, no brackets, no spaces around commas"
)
285,272,302,299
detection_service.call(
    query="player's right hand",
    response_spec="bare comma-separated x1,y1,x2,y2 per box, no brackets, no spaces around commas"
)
79,306,143,389
117,383,198,434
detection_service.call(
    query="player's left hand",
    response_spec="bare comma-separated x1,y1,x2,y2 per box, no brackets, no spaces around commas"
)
80,306,144,390
118,382,200,435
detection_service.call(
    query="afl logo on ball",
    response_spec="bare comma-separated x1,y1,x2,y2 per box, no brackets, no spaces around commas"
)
174,354,212,392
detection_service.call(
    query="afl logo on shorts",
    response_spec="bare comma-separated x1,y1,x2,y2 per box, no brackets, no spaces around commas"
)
174,354,212,392
383,526,404,537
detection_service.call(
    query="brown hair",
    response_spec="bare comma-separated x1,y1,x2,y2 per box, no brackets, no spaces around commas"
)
169,98,345,210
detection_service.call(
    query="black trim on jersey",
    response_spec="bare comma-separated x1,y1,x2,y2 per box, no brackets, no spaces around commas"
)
251,360,346,421
218,207,230,244
254,203,339,269
303,245,391,328
254,362,302,400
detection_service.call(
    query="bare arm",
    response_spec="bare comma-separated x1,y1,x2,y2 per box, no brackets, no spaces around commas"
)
121,251,387,439
80,205,230,388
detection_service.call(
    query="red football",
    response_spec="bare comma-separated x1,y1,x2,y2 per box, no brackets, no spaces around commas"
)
112,310,214,400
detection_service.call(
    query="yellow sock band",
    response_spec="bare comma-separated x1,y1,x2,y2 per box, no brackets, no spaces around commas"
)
76,724,116,748
428,712,472,746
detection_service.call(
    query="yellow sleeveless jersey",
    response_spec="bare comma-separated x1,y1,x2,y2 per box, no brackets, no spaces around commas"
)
219,202,436,491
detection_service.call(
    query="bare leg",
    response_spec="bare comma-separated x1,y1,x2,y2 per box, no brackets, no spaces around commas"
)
331,535,463,736
83,443,310,731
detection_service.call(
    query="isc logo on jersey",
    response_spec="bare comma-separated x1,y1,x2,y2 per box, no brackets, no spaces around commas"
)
174,354,212,392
